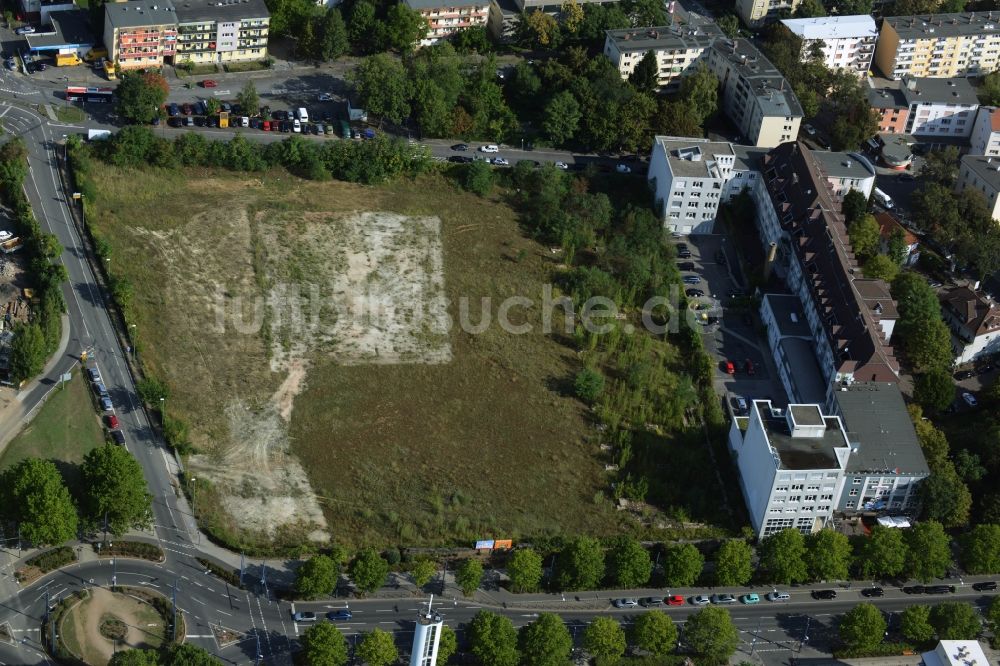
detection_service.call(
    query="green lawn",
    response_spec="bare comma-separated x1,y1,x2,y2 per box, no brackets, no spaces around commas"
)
1,371,106,483
55,106,86,124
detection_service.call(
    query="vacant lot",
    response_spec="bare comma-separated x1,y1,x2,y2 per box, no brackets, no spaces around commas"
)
85,162,630,548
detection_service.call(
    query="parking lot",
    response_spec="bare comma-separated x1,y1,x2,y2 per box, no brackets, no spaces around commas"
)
675,234,786,412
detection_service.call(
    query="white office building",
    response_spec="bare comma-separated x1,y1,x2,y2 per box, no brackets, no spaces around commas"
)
780,15,877,75
971,106,1000,156
729,400,852,538
899,76,979,137
410,599,444,666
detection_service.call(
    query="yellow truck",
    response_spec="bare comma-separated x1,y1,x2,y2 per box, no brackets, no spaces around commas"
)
103,60,116,80
219,111,229,128
84,47,107,62
56,53,81,66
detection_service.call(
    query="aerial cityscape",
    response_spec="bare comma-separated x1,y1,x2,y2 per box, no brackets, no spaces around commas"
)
0,0,997,662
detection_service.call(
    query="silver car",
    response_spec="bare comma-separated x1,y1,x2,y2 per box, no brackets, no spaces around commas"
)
613,598,638,608
690,595,711,605
710,594,737,604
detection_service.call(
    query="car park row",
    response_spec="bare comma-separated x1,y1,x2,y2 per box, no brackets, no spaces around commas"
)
86,364,125,446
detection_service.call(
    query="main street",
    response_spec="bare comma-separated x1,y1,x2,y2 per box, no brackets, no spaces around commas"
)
0,56,996,666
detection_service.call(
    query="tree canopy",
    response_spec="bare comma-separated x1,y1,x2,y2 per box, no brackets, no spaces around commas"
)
356,628,398,666
806,530,852,582
839,603,886,651
555,536,605,590
631,610,678,656
350,548,389,594
295,554,339,599
1,458,77,546
518,613,572,666
714,540,753,586
82,444,152,536
116,71,169,124
962,524,1000,574
506,548,543,593
661,543,703,587
905,520,952,582
683,607,739,663
930,602,981,640
468,610,519,666
583,616,626,661
300,622,348,666
456,558,484,596
606,536,652,588
858,525,908,580
901,605,934,643
759,528,808,585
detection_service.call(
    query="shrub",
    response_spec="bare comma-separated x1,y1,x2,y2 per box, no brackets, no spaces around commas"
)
26,546,75,573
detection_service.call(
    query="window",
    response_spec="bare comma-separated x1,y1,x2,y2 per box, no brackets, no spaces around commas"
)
791,484,803,490
775,486,788,492
806,485,820,491
852,478,862,484
804,495,817,501
849,489,859,496
788,496,801,502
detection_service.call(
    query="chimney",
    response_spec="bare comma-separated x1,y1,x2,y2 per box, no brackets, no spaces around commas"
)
763,242,778,280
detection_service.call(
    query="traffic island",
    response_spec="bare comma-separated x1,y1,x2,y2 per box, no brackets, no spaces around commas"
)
45,586,186,666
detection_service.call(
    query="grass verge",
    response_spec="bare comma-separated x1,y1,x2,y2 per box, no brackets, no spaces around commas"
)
55,105,85,123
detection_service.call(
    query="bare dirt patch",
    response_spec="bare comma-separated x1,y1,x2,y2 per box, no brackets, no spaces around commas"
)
60,587,165,666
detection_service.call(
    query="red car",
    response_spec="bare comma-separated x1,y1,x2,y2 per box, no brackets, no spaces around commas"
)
201,79,217,88
182,103,192,115
262,120,271,131
666,595,685,606
724,360,736,375
745,359,755,375
105,414,119,429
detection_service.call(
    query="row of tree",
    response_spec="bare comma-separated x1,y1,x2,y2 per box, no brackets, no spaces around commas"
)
108,643,222,665
0,447,152,546
840,599,995,654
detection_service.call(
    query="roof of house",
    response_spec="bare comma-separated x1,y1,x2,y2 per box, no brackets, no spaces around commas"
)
733,144,768,172
172,0,269,23
940,286,1000,337
875,212,919,247
403,0,485,9
811,150,876,180
710,38,804,118
900,76,979,107
780,15,877,41
855,279,900,321
922,641,990,666
752,400,850,470
654,137,736,178
604,13,723,53
884,12,1000,41
834,381,929,476
960,153,1000,192
868,86,909,110
24,9,95,49
105,0,177,29
761,141,900,382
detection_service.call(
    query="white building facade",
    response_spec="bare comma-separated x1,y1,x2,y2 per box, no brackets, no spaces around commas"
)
957,154,1000,220
900,77,979,138
780,15,877,75
971,107,1000,156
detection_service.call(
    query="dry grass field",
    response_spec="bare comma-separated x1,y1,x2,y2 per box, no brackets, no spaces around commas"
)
86,163,628,549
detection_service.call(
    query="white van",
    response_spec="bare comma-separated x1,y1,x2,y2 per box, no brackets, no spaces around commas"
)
873,187,894,209
293,118,302,133
479,144,499,153
766,591,790,602
296,107,309,123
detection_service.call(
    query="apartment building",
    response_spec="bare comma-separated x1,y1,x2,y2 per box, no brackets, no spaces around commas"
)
404,0,490,47
707,39,803,147
729,400,851,538
647,137,765,233
957,154,1000,220
489,0,616,41
868,86,910,133
173,0,270,65
103,1,178,70
603,16,723,93
971,106,1000,156
737,0,800,29
901,76,979,137
873,12,1000,80
832,381,929,516
939,286,1000,364
779,15,877,75
753,142,899,404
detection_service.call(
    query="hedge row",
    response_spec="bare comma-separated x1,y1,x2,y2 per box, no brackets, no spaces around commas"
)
197,557,244,588
98,540,163,561
25,546,75,573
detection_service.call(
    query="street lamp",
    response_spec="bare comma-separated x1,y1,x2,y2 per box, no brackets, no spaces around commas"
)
129,324,136,359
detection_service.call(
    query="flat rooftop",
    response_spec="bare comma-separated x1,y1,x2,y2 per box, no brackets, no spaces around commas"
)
781,15,877,41
605,18,723,52
900,76,979,107
173,0,269,23
811,150,876,180
779,338,828,405
25,9,95,50
961,153,1000,191
105,0,177,29
764,293,812,338
655,137,736,178
754,400,849,470
711,38,804,118
885,12,1000,41
833,381,929,476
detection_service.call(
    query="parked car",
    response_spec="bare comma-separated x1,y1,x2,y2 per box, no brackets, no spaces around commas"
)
615,163,632,174
100,396,113,412
318,92,333,101
963,392,978,407
201,79,217,88
492,157,509,166
677,248,692,258
639,597,663,607
479,144,499,153
724,360,736,375
861,587,884,598
33,62,46,72
194,116,205,127
451,143,469,151
766,591,790,602
803,124,817,135
87,367,102,383
733,396,748,412
903,585,925,595
4,60,16,71
182,103,192,115
682,275,702,284
955,370,975,380
811,590,837,600
685,289,704,298
326,609,352,621
105,414,119,429
690,595,711,605
613,598,639,608
666,595,685,606
973,581,998,591
14,25,35,35
185,116,194,127
293,611,317,622
554,161,569,170
710,594,736,604
740,593,760,604
262,120,271,131
168,103,180,117
925,585,956,594
110,430,126,445
678,261,695,270
93,382,109,397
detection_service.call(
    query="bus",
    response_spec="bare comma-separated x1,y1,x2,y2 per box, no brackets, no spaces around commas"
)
65,86,113,103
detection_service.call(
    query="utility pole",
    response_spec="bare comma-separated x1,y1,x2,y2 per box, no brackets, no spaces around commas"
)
260,563,268,598
112,557,117,588
255,631,262,666
172,578,178,641
239,552,245,587
749,616,762,656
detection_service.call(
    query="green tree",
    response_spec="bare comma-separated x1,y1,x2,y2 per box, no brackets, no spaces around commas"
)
982,70,1000,106
295,554,339,599
319,8,349,61
905,520,952,582
0,458,77,546
806,530,852,582
347,0,376,44
962,524,1000,574
987,597,1000,636
574,368,605,403
81,444,152,536
542,91,581,145
921,461,972,528
468,611,519,666
888,227,909,265
164,642,221,664
794,0,826,16
631,610,678,656
452,25,491,53
901,605,934,643
522,10,559,47
109,650,160,666
848,213,881,260
384,3,426,53
115,71,169,124
714,540,752,586
911,406,950,470
463,160,495,197
607,536,651,588
301,622,348,666
411,558,437,588
136,377,169,405
236,80,259,117
507,548,543,593
920,147,961,188
842,188,868,225
679,64,718,126
438,625,458,664
864,254,900,282
519,613,572,666
930,602,981,640
954,450,986,483
759,528,808,584
357,628,398,666
629,50,659,93
683,607,739,664
716,13,739,37
584,616,626,662
839,603,886,651
914,369,959,415
622,0,666,26
892,272,954,372
350,548,389,594
349,54,411,125
9,322,47,383
556,536,605,590
858,524,908,580
661,543,704,587
456,558,484,596
827,71,879,151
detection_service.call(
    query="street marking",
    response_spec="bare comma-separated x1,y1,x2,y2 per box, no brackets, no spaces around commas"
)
194,598,207,605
